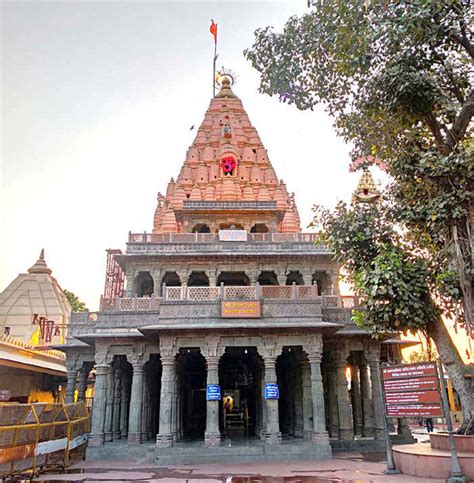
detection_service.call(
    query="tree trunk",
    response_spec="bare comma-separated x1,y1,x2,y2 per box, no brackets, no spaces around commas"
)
427,317,474,435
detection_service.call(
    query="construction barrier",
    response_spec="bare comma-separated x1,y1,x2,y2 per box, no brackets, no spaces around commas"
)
0,402,90,480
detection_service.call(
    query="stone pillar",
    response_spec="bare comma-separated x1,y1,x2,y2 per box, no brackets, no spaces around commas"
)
124,271,135,297
276,270,286,286
127,360,145,444
248,269,258,286
208,269,217,287
326,365,340,438
151,270,162,296
171,367,179,442
350,365,363,436
104,365,114,442
204,355,221,446
303,335,329,445
65,368,77,404
120,370,129,438
141,370,149,441
294,360,304,438
299,358,313,440
156,356,176,447
262,354,281,445
76,366,89,402
113,366,122,440
359,361,375,437
335,348,354,441
367,347,385,440
89,363,108,446
301,269,313,286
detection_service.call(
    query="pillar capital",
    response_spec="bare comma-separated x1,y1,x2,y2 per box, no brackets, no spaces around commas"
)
159,337,177,360
205,355,221,369
302,333,323,360
260,335,282,359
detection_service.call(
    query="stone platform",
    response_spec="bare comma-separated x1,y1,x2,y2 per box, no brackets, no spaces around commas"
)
393,442,474,480
85,436,414,466
154,439,332,465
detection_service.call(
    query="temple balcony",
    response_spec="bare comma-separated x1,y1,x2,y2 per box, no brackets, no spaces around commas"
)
68,289,358,338
126,231,330,256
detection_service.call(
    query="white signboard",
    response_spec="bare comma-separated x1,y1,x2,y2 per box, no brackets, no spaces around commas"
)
219,230,248,242
69,433,88,450
36,437,68,455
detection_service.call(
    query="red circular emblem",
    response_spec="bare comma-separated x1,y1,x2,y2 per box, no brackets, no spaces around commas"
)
221,156,237,174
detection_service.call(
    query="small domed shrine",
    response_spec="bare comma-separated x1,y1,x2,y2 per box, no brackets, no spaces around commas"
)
62,75,411,463
0,250,70,346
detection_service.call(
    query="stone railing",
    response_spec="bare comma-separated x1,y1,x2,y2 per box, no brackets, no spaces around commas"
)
128,232,320,244
97,290,357,309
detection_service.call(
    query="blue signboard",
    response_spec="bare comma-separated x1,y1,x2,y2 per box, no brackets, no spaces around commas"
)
265,383,279,399
206,384,221,401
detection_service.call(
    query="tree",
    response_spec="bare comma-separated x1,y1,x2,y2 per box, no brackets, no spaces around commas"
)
64,289,88,313
245,0,473,433
245,0,473,328
314,200,473,433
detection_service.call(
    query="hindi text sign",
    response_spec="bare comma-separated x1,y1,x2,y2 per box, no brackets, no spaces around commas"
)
381,362,442,418
221,300,261,318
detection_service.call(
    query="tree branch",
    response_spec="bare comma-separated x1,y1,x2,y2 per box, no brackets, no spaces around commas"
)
424,112,448,151
448,90,474,150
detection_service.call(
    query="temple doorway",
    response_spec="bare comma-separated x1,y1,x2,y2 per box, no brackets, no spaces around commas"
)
178,349,207,440
219,347,263,439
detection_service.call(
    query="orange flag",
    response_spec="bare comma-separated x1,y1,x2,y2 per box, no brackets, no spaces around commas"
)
210,19,217,44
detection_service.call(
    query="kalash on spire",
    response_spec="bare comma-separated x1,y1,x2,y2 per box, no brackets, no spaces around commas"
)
153,72,301,235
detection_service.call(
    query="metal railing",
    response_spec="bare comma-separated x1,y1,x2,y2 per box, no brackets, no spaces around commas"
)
128,232,320,244
0,402,90,480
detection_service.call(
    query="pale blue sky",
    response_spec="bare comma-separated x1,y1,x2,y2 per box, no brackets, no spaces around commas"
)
1,1,379,309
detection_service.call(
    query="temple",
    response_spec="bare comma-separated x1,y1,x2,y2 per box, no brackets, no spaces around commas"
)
63,77,412,463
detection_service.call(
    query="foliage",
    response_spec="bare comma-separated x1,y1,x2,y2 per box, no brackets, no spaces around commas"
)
409,349,438,363
245,0,474,329
64,289,88,313
313,200,460,335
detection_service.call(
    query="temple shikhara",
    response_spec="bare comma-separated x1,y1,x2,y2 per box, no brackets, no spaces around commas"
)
63,77,412,463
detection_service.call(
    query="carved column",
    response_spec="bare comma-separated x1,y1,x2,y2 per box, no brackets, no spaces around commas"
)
89,363,108,446
350,365,363,436
276,269,287,286
113,365,122,440
294,360,304,438
261,336,282,445
120,370,129,438
151,269,162,296
366,345,385,440
208,269,217,287
326,365,340,438
298,357,313,440
127,358,145,444
141,369,149,441
248,269,258,286
334,346,354,441
359,360,375,437
65,366,78,404
124,271,135,297
301,269,313,286
76,366,89,402
156,338,177,448
303,335,330,445
204,355,221,445
104,364,114,442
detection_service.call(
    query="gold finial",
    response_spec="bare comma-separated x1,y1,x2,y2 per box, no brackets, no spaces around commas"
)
352,169,380,204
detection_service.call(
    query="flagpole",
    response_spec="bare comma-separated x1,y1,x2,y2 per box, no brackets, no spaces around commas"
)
213,29,217,98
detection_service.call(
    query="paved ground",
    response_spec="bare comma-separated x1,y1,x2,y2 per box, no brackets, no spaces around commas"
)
35,452,445,482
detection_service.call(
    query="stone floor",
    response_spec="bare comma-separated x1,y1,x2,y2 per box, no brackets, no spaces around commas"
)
34,452,446,482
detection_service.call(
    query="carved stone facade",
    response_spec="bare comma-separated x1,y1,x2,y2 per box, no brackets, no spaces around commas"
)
61,78,409,463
